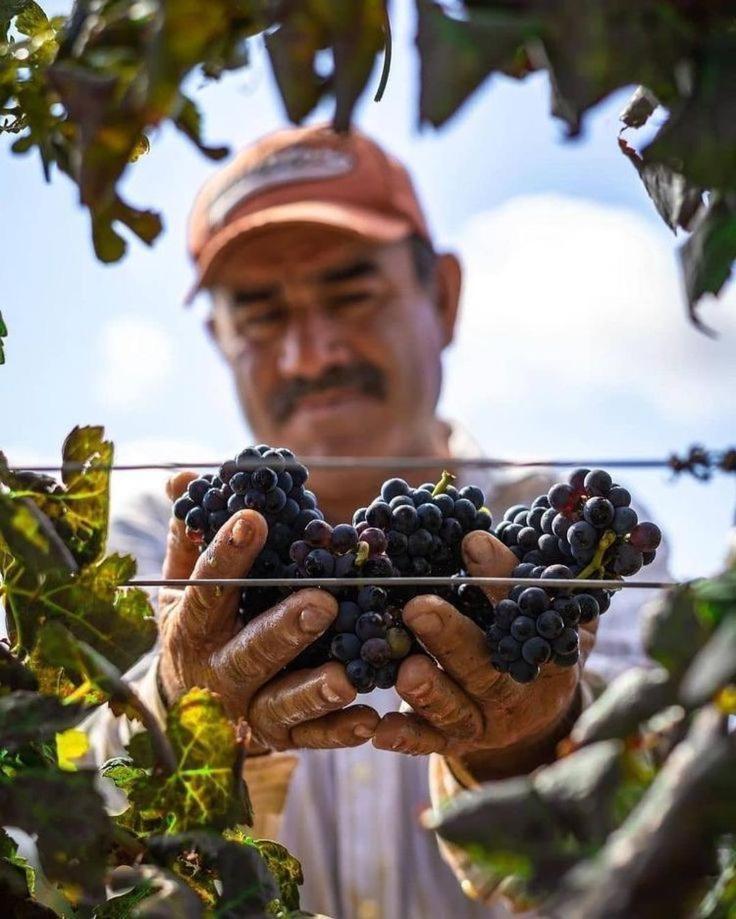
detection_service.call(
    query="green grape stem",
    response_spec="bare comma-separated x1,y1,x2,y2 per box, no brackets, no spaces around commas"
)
432,470,456,497
576,529,617,580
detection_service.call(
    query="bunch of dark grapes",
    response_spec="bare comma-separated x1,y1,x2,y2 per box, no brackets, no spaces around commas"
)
172,445,414,692
489,468,662,683
353,474,496,628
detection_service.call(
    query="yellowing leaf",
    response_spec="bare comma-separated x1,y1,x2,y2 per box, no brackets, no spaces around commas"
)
56,728,89,771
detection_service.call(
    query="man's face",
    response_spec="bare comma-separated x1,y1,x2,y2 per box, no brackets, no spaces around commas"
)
208,227,460,457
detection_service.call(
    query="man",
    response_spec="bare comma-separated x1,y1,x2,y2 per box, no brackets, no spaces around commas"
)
97,124,666,918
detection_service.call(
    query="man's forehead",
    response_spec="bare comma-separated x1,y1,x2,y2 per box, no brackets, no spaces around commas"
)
212,231,402,289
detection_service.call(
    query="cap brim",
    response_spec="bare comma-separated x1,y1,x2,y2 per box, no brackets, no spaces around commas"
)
186,200,413,303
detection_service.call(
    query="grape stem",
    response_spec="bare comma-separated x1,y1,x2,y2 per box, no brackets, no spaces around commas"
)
576,530,617,580
432,470,456,497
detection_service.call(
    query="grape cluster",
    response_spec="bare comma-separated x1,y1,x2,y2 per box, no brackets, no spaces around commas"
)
489,467,662,682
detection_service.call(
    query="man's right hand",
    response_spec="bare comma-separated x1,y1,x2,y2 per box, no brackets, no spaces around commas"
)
156,472,379,752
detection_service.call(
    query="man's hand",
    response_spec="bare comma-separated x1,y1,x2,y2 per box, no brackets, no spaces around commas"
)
156,473,379,751
373,530,597,779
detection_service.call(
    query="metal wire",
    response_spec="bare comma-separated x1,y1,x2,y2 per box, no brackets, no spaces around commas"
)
127,576,678,590
10,447,735,474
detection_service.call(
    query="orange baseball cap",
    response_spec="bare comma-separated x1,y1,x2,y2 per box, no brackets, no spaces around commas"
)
186,123,432,300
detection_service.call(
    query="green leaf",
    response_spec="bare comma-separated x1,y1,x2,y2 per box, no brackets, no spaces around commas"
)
328,0,385,133
0,309,6,365
172,94,228,161
250,838,303,912
0,690,86,752
105,864,204,918
571,667,676,745
618,136,703,233
679,193,736,327
680,617,736,708
115,688,249,835
0,768,111,892
0,492,78,579
265,13,329,124
416,0,539,128
642,583,713,677
15,0,47,36
0,0,32,24
147,830,282,918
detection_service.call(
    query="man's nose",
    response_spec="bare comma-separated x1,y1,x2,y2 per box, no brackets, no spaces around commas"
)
277,309,350,380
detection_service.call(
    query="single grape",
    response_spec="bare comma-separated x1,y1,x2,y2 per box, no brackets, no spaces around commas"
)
386,626,413,659
362,527,388,556
374,661,400,689
353,507,368,526
412,489,434,507
361,637,391,667
346,659,376,693
541,564,573,581
187,477,212,504
304,519,333,548
331,524,359,554
219,460,237,483
576,594,600,623
568,468,590,493
392,504,418,535
536,610,565,639
434,494,455,517
538,534,561,560
184,506,207,531
495,599,520,630
381,478,410,502
552,514,572,539
611,506,638,535
548,483,575,512
417,503,443,533
522,636,552,666
608,485,631,508
552,629,579,655
459,485,485,509
235,447,260,470
553,596,581,626
517,527,539,552
611,543,643,576
510,616,536,642
386,530,408,555
503,504,528,522
532,494,551,510
408,528,433,556
518,587,549,617
331,633,361,662
357,585,388,612
244,490,267,512
356,613,386,641
227,493,245,513
584,469,612,497
304,548,335,577
629,522,662,552
252,466,278,492
509,659,540,683
583,497,615,528
389,495,414,509
174,495,195,520
203,488,227,512
568,520,597,552
264,487,287,514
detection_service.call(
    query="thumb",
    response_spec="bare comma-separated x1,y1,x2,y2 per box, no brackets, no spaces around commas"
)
462,530,518,604
162,471,200,580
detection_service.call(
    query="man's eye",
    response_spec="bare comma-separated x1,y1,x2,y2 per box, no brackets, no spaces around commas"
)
327,291,375,311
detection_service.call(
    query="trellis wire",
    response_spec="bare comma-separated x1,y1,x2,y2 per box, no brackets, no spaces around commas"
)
128,576,678,590
11,445,736,474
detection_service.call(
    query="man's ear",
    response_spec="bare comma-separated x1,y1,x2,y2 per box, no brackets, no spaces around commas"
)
435,252,462,347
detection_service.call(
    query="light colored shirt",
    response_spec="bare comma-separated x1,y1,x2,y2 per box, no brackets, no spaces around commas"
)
88,424,668,918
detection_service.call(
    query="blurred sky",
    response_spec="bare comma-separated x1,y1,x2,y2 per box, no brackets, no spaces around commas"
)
1,1,734,580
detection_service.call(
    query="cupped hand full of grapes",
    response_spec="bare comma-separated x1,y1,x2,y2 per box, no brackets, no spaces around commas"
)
372,530,598,776
156,472,380,751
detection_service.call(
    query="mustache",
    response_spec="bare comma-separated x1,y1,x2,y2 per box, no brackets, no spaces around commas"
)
272,363,387,423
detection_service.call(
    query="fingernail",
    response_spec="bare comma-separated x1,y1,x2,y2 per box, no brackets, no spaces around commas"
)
464,531,491,566
410,612,442,636
230,517,252,547
391,738,406,751
321,682,344,705
299,605,333,634
354,724,374,739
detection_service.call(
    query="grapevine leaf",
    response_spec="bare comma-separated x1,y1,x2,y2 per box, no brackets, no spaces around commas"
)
642,583,712,678
679,617,736,708
0,859,56,918
416,0,539,128
0,492,78,578
644,37,736,193
0,0,32,24
618,136,703,233
679,193,736,326
571,667,676,745
0,768,111,892
619,86,659,130
15,0,47,36
7,552,156,672
327,0,385,133
547,710,736,918
249,838,303,911
115,688,249,835
265,13,329,124
105,864,204,918
0,690,86,751
171,94,228,161
147,830,281,918
0,644,38,693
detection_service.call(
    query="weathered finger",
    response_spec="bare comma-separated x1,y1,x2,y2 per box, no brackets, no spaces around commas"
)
462,530,519,603
217,589,338,691
162,471,200,580
578,615,599,669
178,510,268,637
248,661,356,750
395,655,483,740
290,705,380,749
373,711,448,756
402,594,502,700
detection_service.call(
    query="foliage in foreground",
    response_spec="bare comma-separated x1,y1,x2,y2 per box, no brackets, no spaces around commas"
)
431,562,736,918
0,426,308,917
1,0,735,332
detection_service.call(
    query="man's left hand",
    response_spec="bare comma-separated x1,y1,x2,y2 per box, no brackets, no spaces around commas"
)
373,530,598,779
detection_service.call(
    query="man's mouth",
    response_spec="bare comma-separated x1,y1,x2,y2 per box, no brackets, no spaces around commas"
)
293,386,373,414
